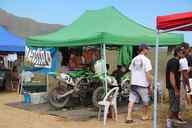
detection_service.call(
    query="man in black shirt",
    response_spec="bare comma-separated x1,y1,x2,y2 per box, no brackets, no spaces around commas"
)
166,46,185,124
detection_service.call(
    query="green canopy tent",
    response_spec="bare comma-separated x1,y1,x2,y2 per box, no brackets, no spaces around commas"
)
27,7,183,47
26,6,184,93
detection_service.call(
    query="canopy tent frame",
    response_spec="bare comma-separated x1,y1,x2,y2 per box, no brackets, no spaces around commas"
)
159,23,192,33
102,44,108,94
26,8,185,123
26,7,184,96
27,7,184,47
154,16,192,128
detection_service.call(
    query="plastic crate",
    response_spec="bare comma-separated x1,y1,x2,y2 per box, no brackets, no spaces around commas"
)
29,92,48,104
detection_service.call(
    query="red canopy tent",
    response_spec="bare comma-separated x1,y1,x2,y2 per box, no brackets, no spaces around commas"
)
153,12,192,128
156,11,192,31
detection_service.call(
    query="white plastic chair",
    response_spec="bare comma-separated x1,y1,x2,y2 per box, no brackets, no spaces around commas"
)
98,87,119,125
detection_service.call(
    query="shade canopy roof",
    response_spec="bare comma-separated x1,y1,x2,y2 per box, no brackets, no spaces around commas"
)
0,26,25,52
156,11,192,31
27,7,184,47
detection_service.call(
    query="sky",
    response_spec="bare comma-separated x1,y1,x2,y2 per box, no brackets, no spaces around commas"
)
0,0,192,43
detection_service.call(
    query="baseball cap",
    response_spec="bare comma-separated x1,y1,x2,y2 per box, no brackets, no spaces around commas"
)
139,44,149,49
138,44,149,52
180,42,189,49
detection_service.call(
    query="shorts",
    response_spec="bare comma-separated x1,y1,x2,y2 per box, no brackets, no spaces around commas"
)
168,89,180,113
129,85,149,105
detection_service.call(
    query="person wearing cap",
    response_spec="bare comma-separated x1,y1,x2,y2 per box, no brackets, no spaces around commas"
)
180,42,192,96
166,46,186,125
126,44,152,123
178,42,191,124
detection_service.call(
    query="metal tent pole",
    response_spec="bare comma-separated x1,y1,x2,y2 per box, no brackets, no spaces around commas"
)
102,43,107,94
153,30,159,128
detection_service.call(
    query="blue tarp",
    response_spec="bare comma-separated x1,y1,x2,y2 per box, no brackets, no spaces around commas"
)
0,26,25,52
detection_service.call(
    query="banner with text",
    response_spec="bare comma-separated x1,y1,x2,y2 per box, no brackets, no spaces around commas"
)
25,47,53,68
24,47,58,74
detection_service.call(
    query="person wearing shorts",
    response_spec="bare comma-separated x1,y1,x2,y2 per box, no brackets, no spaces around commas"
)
126,44,152,123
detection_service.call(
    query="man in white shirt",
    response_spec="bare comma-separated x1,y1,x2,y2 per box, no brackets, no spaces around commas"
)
126,44,152,123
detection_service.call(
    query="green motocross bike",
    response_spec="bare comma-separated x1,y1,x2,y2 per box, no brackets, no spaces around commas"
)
48,69,102,109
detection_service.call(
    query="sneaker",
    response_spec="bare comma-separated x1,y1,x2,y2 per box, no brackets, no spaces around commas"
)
141,116,150,121
166,118,172,128
171,118,187,125
125,119,134,124
178,118,187,124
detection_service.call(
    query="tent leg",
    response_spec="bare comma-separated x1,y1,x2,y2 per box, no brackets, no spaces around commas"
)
153,31,159,128
102,44,107,94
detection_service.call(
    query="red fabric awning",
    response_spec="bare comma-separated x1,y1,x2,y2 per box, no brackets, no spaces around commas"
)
156,11,192,31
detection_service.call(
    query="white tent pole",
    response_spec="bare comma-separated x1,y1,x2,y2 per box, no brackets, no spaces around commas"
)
153,30,159,128
102,43,107,94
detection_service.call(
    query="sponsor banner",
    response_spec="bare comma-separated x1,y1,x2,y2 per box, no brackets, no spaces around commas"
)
25,47,52,68
24,47,58,74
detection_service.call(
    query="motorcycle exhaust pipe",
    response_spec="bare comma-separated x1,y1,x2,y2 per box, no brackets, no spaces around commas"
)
57,90,75,99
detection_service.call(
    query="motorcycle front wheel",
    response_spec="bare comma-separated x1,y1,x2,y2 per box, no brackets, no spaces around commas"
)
121,79,130,98
92,86,106,108
48,85,71,109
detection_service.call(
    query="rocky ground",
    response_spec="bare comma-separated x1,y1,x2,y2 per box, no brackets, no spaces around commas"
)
0,92,192,128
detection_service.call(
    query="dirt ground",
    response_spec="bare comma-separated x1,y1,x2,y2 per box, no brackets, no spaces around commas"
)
0,92,192,128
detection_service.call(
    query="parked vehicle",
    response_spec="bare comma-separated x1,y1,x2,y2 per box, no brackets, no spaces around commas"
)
48,67,131,109
0,69,10,91
48,70,101,109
